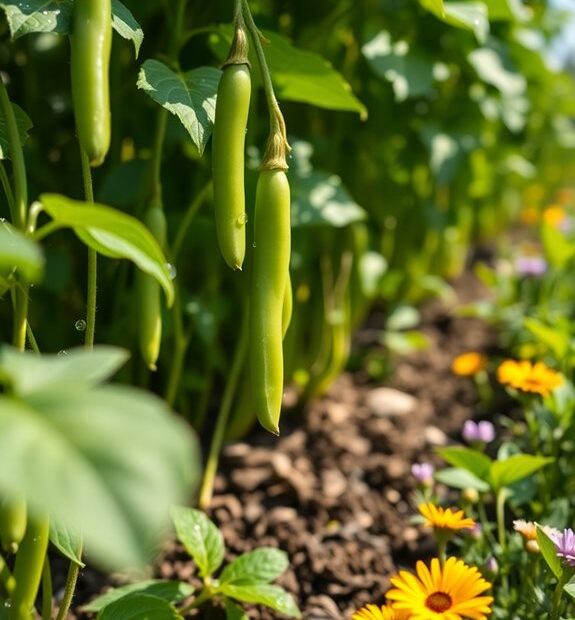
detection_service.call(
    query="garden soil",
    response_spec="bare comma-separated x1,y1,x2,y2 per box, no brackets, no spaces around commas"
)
71,274,496,620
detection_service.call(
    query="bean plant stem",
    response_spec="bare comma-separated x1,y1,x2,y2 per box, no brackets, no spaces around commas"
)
198,308,249,510
0,162,15,214
171,182,212,262
80,147,97,349
55,543,83,620
41,556,53,620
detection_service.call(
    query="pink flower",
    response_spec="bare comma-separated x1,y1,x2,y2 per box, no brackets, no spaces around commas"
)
462,420,495,443
411,463,434,486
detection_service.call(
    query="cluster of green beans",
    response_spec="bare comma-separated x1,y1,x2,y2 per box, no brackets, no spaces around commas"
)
212,16,292,435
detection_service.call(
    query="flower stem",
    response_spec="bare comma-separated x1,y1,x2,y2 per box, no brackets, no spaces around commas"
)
198,306,249,510
550,570,570,620
41,555,53,620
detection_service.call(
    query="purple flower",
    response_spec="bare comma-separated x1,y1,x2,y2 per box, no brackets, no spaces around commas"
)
552,528,575,567
462,420,495,444
486,556,498,575
411,463,434,486
514,256,547,277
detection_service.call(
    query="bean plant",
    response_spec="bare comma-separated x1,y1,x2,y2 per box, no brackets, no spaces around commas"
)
1,0,574,618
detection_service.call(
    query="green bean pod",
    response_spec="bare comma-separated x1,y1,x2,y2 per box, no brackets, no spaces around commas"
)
282,274,293,339
136,205,167,371
0,496,27,554
70,0,112,167
212,63,251,270
250,170,291,435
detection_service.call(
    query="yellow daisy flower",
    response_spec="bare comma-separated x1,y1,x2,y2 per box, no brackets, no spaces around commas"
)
497,359,563,397
387,557,493,619
451,352,487,377
352,603,411,620
419,503,476,532
542,205,566,228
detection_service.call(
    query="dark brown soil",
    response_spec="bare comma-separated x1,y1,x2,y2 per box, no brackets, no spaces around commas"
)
74,275,496,619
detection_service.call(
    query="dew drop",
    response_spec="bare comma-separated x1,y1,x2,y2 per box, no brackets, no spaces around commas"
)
252,242,257,248
166,263,177,280
235,213,247,228
75,319,87,332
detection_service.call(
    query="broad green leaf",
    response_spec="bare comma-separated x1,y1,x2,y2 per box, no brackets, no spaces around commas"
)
362,32,435,102
419,0,445,16
524,318,569,359
98,594,184,620
0,0,142,50
225,599,249,620
442,3,489,43
290,171,366,228
434,467,490,492
137,60,221,155
171,506,224,578
382,330,429,355
0,103,33,160
0,0,73,38
111,0,143,57
387,306,420,332
211,27,366,119
220,548,289,585
489,455,553,490
39,193,174,306
0,345,128,395
565,578,575,600
418,0,489,42
0,224,44,282
83,581,195,613
0,349,200,570
437,446,492,480
220,584,301,618
49,518,84,567
541,221,575,269
537,525,562,579
482,0,531,21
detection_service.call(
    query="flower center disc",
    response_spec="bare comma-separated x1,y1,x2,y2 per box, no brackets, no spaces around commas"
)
426,591,452,612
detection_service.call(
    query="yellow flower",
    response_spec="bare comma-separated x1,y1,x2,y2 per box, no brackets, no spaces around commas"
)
419,503,476,532
352,603,410,620
519,206,539,226
387,557,493,619
542,205,566,228
497,359,563,397
451,352,487,377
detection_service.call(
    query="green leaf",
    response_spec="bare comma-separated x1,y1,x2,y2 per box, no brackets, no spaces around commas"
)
362,32,435,102
98,594,184,620
481,0,531,21
290,171,366,228
468,47,526,97
419,0,445,16
434,467,490,492
564,578,575,600
437,446,492,480
225,599,249,620
0,0,142,49
211,27,366,119
137,60,220,155
170,506,224,578
220,548,289,585
0,348,200,570
83,581,195,613
524,318,569,360
541,221,575,269
537,525,562,579
0,223,44,282
442,2,489,43
0,103,33,160
0,0,73,38
220,584,301,618
111,0,143,57
39,193,175,306
489,455,553,490
49,518,85,567
0,345,128,395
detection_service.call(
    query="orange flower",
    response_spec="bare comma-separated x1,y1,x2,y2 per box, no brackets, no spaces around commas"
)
519,206,539,226
352,603,410,620
387,557,493,619
513,519,537,541
451,352,487,377
418,503,475,532
542,205,566,228
497,359,563,397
